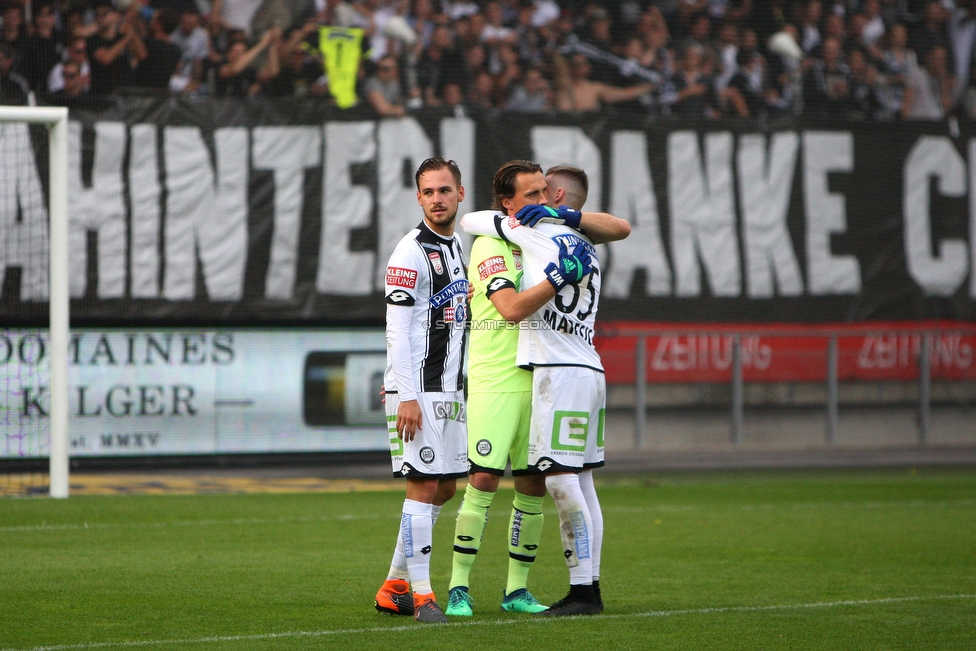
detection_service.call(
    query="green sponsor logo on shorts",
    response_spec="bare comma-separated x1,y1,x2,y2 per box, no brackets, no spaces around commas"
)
597,408,605,448
388,415,403,456
389,435,403,457
551,410,588,451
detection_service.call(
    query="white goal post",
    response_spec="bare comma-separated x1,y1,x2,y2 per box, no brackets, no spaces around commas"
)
0,106,70,498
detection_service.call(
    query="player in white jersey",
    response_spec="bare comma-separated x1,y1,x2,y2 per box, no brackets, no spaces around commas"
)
460,162,631,616
444,161,606,619
375,157,469,624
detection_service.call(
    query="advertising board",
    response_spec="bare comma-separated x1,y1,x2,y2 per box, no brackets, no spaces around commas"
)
0,329,387,458
597,322,976,384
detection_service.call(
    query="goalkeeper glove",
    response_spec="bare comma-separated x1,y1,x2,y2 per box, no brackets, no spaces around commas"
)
544,241,593,291
515,204,582,229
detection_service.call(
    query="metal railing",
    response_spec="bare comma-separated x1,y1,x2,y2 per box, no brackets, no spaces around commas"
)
600,325,976,448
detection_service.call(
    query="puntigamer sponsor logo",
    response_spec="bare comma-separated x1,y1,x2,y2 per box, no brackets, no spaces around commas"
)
386,267,418,288
428,279,469,308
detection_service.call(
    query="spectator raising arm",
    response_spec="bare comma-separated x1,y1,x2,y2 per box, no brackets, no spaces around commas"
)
93,25,143,68
219,28,278,80
255,29,281,85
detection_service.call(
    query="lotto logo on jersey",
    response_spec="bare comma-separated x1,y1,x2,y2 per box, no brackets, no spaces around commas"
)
478,256,508,280
387,289,414,305
512,249,522,271
387,267,418,288
487,277,511,294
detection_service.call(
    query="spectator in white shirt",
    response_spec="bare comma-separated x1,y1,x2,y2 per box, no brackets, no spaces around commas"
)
170,8,211,91
530,0,560,28
903,45,954,119
949,0,976,104
799,0,823,55
481,1,516,46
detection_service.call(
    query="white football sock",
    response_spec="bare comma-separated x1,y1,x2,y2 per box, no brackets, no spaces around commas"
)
388,502,442,582
401,499,434,594
579,470,603,581
545,473,593,586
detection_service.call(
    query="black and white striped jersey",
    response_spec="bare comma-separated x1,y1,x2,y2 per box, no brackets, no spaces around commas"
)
460,210,603,372
384,221,469,400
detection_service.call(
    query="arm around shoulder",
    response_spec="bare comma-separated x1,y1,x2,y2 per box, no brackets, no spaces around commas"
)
460,210,504,238
579,211,632,244
488,283,555,323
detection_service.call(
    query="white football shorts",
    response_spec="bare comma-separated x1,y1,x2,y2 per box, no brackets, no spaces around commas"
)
527,366,606,473
387,390,468,479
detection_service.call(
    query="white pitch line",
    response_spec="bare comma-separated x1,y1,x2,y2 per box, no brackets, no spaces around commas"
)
2,594,973,651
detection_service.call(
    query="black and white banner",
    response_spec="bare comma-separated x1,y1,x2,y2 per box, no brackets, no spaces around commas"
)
1,98,974,324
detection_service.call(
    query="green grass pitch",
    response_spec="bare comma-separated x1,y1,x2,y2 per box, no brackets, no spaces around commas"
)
2,467,974,651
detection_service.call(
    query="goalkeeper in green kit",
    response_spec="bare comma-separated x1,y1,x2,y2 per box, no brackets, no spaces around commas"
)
445,161,630,616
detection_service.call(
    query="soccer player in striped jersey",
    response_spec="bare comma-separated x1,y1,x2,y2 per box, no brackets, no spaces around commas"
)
374,157,469,624
448,161,629,617
460,162,630,616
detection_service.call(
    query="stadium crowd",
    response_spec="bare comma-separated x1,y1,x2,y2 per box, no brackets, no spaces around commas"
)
0,0,975,120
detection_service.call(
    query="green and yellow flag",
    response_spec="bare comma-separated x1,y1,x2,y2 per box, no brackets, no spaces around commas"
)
319,27,364,109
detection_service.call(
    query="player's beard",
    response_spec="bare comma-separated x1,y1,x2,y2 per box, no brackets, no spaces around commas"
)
426,204,457,232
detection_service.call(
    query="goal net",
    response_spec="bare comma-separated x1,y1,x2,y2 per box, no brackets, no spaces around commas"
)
0,106,69,498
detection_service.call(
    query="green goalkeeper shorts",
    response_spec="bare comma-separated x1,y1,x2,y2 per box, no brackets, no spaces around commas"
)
466,390,532,475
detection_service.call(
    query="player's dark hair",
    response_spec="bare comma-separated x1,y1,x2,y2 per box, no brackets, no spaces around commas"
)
415,157,462,189
492,159,542,210
545,165,588,209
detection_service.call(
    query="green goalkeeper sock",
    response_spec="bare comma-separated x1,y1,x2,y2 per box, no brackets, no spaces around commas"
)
449,484,494,590
506,492,545,595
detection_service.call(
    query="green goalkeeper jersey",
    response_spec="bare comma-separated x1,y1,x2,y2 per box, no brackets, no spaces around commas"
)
467,235,533,393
